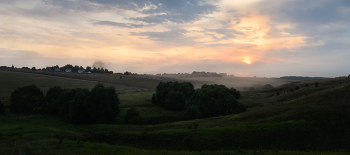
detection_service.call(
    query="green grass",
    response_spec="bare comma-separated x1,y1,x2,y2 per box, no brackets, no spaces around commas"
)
1,70,350,154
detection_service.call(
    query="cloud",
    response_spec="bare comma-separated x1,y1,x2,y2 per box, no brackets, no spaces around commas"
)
93,20,147,28
201,28,243,40
130,29,200,46
44,0,219,24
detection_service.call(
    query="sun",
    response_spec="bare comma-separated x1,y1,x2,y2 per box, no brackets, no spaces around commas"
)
242,57,252,64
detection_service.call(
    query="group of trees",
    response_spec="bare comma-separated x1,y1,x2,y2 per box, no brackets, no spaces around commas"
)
9,83,120,124
152,82,246,119
152,81,195,111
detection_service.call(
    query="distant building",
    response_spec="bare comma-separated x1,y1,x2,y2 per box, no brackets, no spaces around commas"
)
65,68,72,72
78,69,85,73
54,68,60,72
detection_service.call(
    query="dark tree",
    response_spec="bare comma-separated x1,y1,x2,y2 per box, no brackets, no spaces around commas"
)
153,81,194,111
68,88,91,124
10,84,44,114
186,84,246,118
45,86,63,114
56,88,83,117
84,83,120,124
0,100,4,115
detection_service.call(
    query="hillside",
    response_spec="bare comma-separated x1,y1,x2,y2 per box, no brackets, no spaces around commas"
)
1,70,350,154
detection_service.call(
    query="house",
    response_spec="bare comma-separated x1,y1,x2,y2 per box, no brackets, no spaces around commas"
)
78,69,85,73
65,68,72,72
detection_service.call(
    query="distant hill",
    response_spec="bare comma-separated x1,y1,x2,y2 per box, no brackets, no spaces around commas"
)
279,76,327,81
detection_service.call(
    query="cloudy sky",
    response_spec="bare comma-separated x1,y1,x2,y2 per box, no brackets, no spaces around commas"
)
1,0,350,77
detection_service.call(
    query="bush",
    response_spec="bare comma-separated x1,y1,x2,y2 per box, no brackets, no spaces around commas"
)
262,84,274,90
124,106,140,124
186,84,246,118
315,82,319,87
0,100,4,115
10,84,44,114
153,81,194,111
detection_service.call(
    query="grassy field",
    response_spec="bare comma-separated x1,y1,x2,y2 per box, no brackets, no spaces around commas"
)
1,70,350,154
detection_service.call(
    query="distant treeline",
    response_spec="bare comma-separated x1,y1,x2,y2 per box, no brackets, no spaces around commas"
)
280,76,327,81
156,71,231,78
0,64,113,74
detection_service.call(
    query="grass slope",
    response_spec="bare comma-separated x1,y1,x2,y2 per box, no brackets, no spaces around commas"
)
1,71,350,154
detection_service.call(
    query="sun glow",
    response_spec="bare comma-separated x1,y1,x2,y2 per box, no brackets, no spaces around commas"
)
242,57,252,64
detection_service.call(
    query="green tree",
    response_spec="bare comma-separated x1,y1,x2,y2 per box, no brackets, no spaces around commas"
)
153,81,194,111
68,88,91,124
87,83,120,124
57,89,79,117
186,84,246,118
45,86,63,114
10,84,44,114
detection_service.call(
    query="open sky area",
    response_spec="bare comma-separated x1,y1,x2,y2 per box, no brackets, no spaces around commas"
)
1,0,350,77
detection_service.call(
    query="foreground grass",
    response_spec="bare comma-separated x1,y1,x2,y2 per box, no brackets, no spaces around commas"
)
28,140,350,155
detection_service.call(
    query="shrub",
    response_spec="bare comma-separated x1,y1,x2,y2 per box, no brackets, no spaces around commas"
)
10,84,44,114
186,84,246,118
262,84,274,90
0,100,4,115
153,81,194,111
124,106,140,124
295,86,300,90
315,82,319,87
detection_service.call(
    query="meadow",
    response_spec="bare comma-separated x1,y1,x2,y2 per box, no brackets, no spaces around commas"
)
1,69,350,154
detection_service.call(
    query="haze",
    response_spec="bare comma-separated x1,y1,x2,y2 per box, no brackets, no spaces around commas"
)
1,0,350,77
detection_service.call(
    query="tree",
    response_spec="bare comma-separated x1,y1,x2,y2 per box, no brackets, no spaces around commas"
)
45,86,63,114
0,100,4,115
153,81,194,111
82,83,120,124
186,84,246,118
10,84,44,114
31,67,36,71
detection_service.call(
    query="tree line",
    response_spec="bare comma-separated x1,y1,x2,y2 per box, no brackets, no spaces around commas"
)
152,81,246,119
8,83,120,124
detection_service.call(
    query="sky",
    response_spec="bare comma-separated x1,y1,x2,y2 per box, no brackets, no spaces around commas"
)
1,0,350,77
